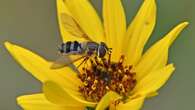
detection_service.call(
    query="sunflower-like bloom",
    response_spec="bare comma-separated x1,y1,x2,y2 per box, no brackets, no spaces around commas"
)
5,0,188,110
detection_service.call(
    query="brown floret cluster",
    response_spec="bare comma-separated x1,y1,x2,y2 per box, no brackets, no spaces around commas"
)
78,55,137,102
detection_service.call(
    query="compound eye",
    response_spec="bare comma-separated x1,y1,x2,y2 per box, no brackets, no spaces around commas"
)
100,42,108,49
98,47,106,58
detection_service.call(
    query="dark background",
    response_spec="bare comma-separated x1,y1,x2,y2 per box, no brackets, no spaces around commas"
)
0,0,194,109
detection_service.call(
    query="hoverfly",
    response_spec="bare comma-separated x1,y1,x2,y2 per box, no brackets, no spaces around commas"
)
50,13,112,70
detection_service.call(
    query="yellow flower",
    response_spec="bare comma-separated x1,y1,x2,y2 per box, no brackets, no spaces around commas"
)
4,0,188,110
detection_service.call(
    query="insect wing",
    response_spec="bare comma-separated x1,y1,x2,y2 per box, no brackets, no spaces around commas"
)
50,54,85,69
61,13,92,41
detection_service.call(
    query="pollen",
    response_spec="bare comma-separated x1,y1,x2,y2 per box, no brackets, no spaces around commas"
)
78,55,137,102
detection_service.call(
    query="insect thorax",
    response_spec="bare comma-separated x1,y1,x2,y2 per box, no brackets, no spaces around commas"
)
84,42,99,56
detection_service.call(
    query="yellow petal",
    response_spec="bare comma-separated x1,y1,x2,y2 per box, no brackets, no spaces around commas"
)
57,0,78,42
43,81,97,107
147,92,158,98
124,0,156,66
4,42,81,91
57,0,90,42
134,22,189,81
65,0,105,42
133,64,175,96
17,94,85,110
96,91,121,110
103,0,126,61
116,96,145,110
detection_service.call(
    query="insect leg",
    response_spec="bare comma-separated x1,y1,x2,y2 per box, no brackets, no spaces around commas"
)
77,57,89,69
108,48,112,65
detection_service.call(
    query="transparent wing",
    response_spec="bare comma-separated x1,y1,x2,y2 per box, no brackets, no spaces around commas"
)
50,54,85,70
61,13,92,41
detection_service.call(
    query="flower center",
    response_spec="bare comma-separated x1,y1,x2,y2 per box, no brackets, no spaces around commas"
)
78,54,137,102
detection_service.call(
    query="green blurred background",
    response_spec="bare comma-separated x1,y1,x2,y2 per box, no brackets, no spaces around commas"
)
0,0,193,109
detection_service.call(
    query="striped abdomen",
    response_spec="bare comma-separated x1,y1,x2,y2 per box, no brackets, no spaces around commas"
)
59,41,82,54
